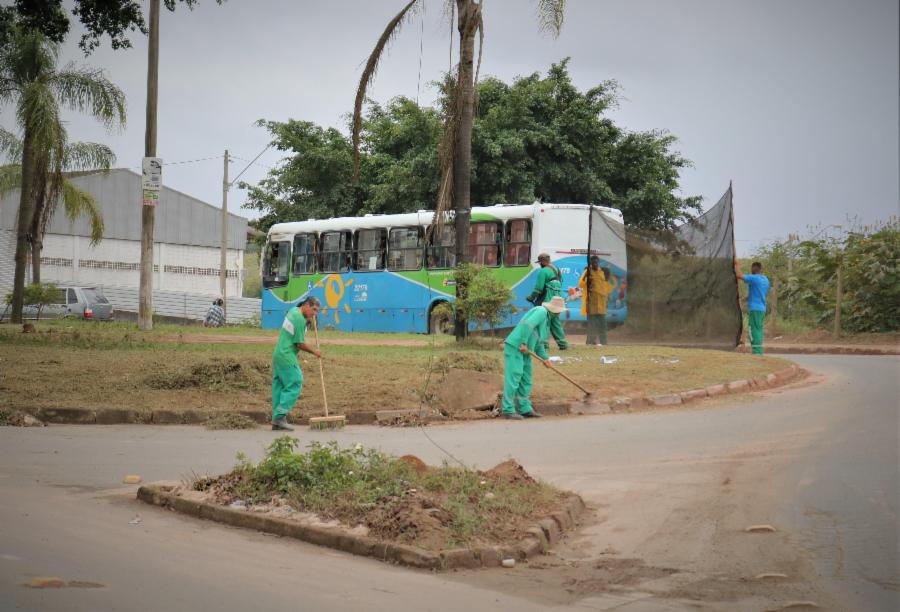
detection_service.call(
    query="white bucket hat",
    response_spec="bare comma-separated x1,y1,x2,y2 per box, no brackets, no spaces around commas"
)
543,296,566,314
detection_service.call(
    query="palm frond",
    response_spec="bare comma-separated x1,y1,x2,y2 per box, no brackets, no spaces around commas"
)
62,180,104,244
536,0,566,37
0,126,22,163
18,81,65,154
352,0,422,181
51,64,127,131
0,164,22,200
473,10,484,112
62,141,116,172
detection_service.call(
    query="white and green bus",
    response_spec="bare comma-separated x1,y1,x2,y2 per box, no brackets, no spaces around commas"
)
261,202,627,332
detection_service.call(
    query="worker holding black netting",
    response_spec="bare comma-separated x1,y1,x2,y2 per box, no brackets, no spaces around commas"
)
526,253,569,350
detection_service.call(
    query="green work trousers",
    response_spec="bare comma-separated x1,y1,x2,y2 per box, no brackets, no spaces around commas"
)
272,363,303,419
586,314,607,345
748,310,765,355
549,314,568,350
502,343,536,415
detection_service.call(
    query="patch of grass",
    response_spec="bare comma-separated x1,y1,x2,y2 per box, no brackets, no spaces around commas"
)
195,438,564,550
203,412,258,430
0,322,792,415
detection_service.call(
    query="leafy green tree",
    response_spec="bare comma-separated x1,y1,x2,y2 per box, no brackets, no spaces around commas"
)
244,62,700,234
450,264,514,334
0,0,224,54
2,282,61,322
0,27,125,322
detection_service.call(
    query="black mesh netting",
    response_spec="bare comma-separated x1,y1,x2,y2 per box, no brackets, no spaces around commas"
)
589,186,743,348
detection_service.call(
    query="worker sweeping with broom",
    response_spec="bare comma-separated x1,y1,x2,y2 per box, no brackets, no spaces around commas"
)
500,296,567,420
271,296,322,431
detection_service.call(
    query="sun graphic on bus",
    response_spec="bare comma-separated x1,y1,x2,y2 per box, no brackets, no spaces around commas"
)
315,274,353,324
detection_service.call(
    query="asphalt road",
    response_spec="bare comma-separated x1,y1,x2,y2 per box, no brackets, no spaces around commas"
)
1,355,897,611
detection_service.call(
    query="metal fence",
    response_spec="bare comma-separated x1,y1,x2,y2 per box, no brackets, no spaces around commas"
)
58,283,260,324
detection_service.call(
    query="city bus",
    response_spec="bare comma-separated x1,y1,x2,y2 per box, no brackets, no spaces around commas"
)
260,203,627,333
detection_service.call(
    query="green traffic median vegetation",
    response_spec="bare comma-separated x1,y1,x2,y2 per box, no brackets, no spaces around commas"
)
0,319,790,419
190,437,565,551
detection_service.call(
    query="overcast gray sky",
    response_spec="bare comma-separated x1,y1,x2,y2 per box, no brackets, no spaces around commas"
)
4,0,898,254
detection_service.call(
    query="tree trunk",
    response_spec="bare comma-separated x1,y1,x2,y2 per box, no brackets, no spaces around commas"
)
10,132,36,323
31,239,41,284
452,0,479,341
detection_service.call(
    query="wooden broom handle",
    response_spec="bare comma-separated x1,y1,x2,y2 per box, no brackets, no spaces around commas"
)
312,316,329,417
527,349,592,395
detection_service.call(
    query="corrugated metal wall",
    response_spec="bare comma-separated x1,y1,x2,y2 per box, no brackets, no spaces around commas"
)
0,169,247,249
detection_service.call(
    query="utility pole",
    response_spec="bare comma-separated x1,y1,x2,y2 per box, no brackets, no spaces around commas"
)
834,254,843,338
138,0,160,331
220,149,229,320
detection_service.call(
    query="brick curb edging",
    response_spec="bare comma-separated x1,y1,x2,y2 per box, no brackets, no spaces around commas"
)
136,483,587,570
12,365,805,425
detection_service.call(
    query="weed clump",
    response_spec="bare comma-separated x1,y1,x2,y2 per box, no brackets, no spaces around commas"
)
204,412,258,430
194,437,563,550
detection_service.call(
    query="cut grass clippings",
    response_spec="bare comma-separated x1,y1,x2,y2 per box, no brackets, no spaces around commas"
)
203,412,258,430
0,320,790,417
192,438,565,551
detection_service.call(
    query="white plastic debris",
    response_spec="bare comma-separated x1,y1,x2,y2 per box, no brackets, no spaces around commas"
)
229,500,247,509
501,558,516,568
128,516,142,525
600,356,618,364
548,356,564,363
484,492,496,500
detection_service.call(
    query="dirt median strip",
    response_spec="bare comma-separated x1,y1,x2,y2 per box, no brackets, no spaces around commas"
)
136,483,587,570
11,364,806,426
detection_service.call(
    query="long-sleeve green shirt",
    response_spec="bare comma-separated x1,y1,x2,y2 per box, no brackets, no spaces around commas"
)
505,306,551,360
528,264,563,303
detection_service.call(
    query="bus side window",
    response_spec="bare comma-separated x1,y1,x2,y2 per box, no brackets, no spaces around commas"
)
354,228,386,271
467,221,501,267
387,227,423,271
426,224,456,269
263,240,291,287
504,219,531,266
292,233,317,275
320,231,352,273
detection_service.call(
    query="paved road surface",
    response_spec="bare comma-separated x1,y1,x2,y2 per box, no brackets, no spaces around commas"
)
1,355,897,611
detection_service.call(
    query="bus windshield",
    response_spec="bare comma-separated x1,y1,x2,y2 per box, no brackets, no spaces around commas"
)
263,240,291,288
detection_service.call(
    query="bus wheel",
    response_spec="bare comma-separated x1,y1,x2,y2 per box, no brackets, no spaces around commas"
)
429,303,454,335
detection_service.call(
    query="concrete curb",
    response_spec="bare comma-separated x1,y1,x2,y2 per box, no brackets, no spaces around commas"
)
558,363,805,415
737,345,898,356
136,483,587,571
17,366,806,426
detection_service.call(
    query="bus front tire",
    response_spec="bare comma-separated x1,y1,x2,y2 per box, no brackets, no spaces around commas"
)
429,306,453,335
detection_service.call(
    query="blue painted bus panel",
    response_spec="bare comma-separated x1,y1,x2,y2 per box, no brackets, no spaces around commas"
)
261,255,627,332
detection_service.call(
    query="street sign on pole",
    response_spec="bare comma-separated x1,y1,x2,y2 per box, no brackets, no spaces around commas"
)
142,157,162,206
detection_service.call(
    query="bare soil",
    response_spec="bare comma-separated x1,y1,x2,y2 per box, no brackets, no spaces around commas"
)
191,458,568,553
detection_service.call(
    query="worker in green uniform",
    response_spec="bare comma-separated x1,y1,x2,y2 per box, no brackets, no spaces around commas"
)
271,296,322,431
527,253,569,350
501,296,567,420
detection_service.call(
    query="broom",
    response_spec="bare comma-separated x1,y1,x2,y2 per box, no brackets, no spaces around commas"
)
308,316,346,430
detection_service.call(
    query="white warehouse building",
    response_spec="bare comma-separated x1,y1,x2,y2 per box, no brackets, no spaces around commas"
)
0,168,249,313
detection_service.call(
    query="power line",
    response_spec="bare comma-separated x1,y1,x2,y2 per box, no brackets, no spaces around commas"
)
230,154,275,171
229,144,272,186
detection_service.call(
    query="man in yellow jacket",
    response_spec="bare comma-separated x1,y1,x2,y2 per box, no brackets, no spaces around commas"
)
578,256,614,345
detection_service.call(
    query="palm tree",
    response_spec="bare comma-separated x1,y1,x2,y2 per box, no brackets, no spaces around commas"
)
353,0,566,339
0,129,115,283
0,26,125,322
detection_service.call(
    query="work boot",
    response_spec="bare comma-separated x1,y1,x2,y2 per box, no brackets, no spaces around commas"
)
271,417,293,431
502,413,524,420
521,411,543,419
